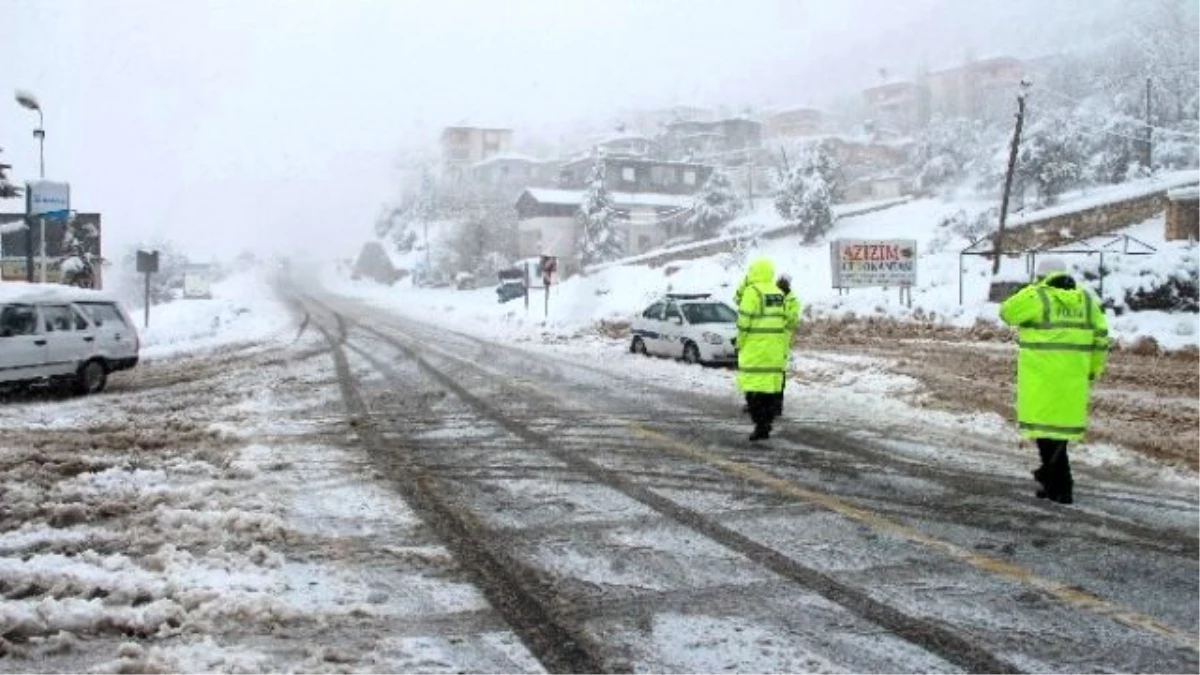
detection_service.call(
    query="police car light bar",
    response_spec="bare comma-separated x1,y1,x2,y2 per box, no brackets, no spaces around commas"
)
665,293,711,300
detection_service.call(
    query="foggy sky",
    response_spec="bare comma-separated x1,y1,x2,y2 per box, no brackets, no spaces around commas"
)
0,0,1136,261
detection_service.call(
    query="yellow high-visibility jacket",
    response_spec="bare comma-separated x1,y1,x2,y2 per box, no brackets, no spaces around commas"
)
999,273,1109,440
736,258,792,393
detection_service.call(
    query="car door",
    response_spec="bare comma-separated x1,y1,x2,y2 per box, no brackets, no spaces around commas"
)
661,301,686,356
0,303,49,383
636,301,665,354
39,304,84,378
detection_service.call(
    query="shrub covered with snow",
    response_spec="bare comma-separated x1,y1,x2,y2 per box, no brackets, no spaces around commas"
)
1123,272,1199,313
775,146,839,243
684,169,744,239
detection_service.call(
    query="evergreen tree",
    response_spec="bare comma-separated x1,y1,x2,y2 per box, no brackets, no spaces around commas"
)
0,149,20,200
775,147,837,243
59,216,101,288
577,157,623,266
685,169,743,239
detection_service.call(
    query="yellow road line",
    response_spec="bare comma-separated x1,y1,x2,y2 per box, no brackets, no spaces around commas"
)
395,324,1199,652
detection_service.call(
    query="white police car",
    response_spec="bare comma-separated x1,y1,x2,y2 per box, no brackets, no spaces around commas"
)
629,293,738,365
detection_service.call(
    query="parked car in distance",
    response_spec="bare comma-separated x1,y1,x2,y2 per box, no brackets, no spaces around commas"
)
495,264,529,304
0,284,140,395
629,293,738,365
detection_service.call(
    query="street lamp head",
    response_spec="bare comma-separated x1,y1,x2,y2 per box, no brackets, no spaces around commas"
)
15,90,41,111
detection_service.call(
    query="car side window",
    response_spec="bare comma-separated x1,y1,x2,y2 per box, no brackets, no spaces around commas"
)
643,302,664,320
78,302,127,328
0,305,38,337
42,305,76,333
71,306,91,331
663,303,683,323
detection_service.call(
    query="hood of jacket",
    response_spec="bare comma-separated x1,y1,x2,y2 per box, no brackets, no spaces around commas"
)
745,257,775,286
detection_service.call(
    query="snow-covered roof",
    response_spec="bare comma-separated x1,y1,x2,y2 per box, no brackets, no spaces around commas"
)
471,153,545,169
595,132,655,144
520,188,694,209
863,79,920,93
442,124,513,135
928,55,1025,77
0,220,28,235
0,282,118,304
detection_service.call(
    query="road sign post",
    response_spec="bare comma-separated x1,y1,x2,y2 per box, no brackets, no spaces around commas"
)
540,255,557,319
137,250,159,328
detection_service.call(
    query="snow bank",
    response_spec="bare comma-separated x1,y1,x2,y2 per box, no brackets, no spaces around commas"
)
138,271,293,359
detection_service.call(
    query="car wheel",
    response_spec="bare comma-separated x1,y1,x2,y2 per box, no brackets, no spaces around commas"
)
631,336,649,356
77,360,108,396
682,341,701,365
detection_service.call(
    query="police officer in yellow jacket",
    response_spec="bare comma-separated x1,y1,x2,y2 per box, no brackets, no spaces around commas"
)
999,257,1108,504
736,257,798,441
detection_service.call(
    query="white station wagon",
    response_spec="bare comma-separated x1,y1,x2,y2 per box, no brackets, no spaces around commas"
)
0,285,140,395
629,293,739,365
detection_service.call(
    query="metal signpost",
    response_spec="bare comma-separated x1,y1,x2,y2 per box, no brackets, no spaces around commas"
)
540,255,557,318
24,180,69,283
524,261,530,312
136,250,159,328
829,238,918,307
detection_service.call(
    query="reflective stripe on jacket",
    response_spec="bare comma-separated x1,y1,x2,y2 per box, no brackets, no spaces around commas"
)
999,274,1109,440
736,258,790,393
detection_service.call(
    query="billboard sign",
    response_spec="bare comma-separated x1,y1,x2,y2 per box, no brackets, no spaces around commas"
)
26,180,70,217
830,238,917,288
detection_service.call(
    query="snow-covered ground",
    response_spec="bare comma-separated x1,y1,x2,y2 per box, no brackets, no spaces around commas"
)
132,271,295,360
329,176,1200,352
0,272,545,672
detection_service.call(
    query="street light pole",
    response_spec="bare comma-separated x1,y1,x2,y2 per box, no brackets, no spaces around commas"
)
16,90,46,282
33,110,45,180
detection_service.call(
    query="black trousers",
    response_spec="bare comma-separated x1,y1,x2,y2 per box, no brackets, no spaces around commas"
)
746,392,782,430
1035,438,1073,496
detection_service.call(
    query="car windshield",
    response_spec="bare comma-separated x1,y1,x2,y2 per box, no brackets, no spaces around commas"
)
681,302,737,325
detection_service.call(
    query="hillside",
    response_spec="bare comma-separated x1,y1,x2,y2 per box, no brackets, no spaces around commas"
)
331,175,1199,352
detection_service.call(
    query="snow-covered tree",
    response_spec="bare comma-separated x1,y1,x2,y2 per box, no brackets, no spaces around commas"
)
59,216,101,288
1016,114,1088,207
445,196,519,279
0,149,20,200
775,147,837,243
911,117,1003,191
577,157,623,266
684,169,743,239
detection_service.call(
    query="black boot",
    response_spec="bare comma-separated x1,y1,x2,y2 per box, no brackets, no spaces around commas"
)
749,426,770,442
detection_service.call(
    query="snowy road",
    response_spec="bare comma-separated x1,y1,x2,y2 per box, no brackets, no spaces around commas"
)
285,282,1198,673
0,277,1195,673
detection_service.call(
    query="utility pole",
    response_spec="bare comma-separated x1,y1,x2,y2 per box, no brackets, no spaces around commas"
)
993,82,1030,275
747,163,754,209
1144,77,1153,170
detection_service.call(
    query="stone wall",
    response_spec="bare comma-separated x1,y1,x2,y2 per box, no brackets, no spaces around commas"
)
1166,195,1199,241
1001,191,1174,252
